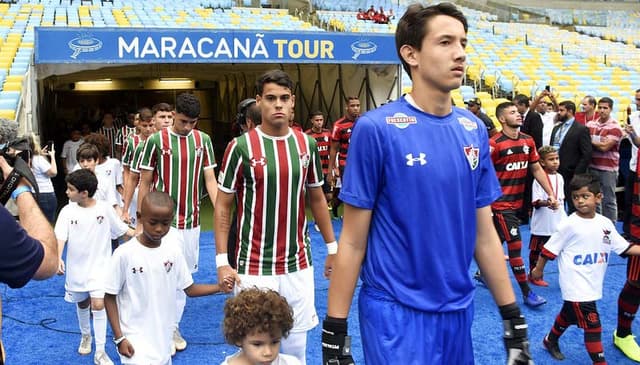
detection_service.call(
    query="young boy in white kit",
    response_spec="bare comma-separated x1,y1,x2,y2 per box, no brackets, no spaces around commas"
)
55,169,134,365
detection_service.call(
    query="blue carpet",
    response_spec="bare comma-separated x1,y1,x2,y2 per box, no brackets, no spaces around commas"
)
1,220,637,364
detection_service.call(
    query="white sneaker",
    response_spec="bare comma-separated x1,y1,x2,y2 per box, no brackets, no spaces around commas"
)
173,329,187,351
77,334,92,355
93,350,114,365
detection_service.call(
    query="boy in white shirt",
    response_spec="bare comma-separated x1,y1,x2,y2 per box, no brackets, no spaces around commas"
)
104,191,231,365
76,143,119,210
55,169,135,365
531,173,640,363
528,146,567,287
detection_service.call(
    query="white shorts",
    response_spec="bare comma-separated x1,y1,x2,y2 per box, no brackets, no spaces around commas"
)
234,267,318,332
64,290,104,303
165,226,201,273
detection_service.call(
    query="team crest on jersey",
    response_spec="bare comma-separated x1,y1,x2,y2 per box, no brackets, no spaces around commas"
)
458,117,478,131
105,169,112,176
464,145,479,170
250,157,267,167
510,226,518,237
195,147,203,157
522,145,530,155
300,153,310,168
164,260,173,273
324,136,329,142
602,229,611,245
96,215,104,224
386,113,417,129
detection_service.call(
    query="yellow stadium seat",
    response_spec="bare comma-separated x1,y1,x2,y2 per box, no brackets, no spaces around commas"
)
3,82,22,91
0,110,15,119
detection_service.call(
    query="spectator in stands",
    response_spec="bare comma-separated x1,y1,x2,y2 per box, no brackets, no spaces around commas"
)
531,90,558,146
587,97,623,224
575,95,599,125
465,97,497,137
550,100,592,214
623,88,640,237
366,5,376,20
60,128,83,175
356,8,368,20
373,7,389,24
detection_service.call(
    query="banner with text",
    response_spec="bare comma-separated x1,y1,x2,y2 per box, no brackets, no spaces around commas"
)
35,28,399,65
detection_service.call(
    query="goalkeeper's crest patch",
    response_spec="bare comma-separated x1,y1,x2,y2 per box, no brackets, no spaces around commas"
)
464,145,479,170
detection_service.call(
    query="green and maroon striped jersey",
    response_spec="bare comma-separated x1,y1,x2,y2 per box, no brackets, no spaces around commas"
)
218,127,323,276
122,134,142,167
139,128,216,229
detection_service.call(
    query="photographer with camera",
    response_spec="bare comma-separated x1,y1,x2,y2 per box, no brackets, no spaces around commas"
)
0,118,58,365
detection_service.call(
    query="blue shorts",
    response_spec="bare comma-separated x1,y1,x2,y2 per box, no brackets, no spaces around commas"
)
359,285,474,365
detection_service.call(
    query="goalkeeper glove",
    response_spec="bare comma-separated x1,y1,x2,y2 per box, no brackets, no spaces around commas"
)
501,303,534,365
322,317,355,365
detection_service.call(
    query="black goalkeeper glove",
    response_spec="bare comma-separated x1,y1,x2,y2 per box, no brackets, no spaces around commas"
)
322,317,355,365
500,303,534,365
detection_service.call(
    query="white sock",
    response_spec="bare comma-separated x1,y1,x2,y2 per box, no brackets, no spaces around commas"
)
76,306,91,336
175,289,186,329
92,309,107,352
280,331,307,364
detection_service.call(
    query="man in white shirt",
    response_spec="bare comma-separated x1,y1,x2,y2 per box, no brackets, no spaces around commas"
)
60,129,83,175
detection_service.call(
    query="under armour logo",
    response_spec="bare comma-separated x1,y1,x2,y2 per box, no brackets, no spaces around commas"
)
250,157,266,167
161,149,172,155
132,267,144,274
406,153,426,166
70,220,78,224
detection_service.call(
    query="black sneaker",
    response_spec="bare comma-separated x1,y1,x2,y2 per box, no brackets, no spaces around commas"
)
543,336,565,360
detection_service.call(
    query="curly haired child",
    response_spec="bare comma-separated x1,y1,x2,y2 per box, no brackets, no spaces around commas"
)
222,288,300,365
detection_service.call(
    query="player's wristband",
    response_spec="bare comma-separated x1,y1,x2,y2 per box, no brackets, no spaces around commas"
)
326,241,338,255
216,253,230,268
11,185,32,200
113,336,126,345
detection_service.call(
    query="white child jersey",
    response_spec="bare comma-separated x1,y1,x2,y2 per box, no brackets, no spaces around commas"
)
544,213,631,302
220,352,301,365
530,172,567,235
96,157,124,206
104,237,193,365
55,200,129,292
71,165,118,207
31,155,55,193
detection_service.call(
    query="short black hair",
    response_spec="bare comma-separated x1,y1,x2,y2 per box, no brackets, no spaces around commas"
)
496,101,516,119
558,100,576,114
256,69,294,96
569,173,601,195
142,191,175,213
66,169,98,197
598,97,614,109
175,93,200,118
152,102,173,115
395,2,467,79
309,111,324,120
513,94,530,107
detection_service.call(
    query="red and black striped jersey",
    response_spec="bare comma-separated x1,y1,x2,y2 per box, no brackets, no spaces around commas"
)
305,128,331,175
490,132,539,211
331,117,355,168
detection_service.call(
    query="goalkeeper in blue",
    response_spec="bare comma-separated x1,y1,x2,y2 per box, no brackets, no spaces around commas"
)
322,3,534,364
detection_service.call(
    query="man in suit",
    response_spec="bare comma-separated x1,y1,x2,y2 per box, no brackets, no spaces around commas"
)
550,100,592,213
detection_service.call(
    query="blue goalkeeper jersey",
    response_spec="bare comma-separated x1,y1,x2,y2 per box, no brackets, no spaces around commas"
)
340,96,501,312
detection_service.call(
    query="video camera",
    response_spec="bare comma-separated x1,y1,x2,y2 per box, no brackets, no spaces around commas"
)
0,119,38,204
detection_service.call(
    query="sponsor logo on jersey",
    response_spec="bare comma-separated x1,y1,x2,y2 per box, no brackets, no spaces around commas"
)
458,117,478,131
573,252,608,265
300,153,310,168
602,229,611,245
386,113,417,129
464,145,479,170
318,145,329,152
506,161,528,171
164,260,173,273
405,153,426,166
96,215,104,224
250,157,266,167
